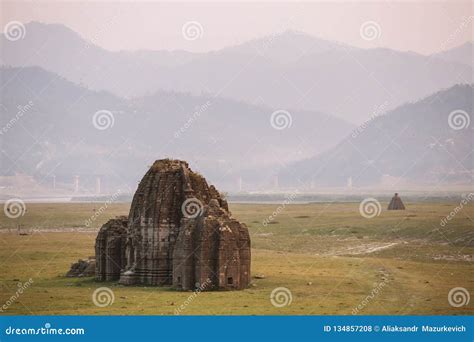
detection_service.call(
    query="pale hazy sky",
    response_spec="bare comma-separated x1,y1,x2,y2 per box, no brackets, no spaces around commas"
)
1,1,473,55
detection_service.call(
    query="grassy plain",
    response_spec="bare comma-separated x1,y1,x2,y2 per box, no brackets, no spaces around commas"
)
0,201,472,315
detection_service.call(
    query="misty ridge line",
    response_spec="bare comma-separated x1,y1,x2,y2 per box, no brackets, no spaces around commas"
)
2,21,472,58
0,64,356,191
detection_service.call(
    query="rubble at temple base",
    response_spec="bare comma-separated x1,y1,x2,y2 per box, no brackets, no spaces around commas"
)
66,258,95,277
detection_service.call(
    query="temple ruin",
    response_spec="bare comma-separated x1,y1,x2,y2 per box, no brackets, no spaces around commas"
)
387,193,405,210
94,159,251,290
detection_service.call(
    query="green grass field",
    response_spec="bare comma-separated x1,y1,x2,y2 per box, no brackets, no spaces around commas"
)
0,201,472,315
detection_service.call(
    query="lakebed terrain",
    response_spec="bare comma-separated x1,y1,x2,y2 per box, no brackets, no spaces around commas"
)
0,201,472,315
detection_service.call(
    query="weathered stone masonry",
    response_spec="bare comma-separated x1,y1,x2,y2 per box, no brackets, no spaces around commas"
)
95,216,127,281
94,159,251,290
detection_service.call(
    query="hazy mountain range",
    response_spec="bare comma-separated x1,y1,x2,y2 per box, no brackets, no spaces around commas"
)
0,22,472,194
280,84,473,188
1,22,472,124
0,66,353,193
432,42,474,68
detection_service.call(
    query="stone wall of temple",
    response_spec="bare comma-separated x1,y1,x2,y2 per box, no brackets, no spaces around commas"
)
172,200,251,290
95,216,128,281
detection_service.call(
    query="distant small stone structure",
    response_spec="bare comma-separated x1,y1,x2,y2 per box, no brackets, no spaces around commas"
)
387,193,405,210
94,159,251,290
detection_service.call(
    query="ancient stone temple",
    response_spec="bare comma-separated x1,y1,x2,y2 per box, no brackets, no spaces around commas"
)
94,159,251,290
387,193,405,210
